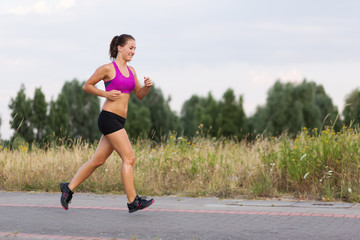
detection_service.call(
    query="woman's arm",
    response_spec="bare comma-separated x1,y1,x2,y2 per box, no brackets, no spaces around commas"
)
130,67,153,100
83,64,121,101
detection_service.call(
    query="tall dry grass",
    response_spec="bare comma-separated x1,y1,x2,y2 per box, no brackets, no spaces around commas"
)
0,136,260,197
1,127,360,202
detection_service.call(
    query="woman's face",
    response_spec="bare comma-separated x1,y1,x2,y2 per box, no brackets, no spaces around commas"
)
118,40,136,62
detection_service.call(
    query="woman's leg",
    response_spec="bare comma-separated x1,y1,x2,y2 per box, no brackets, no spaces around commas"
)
68,135,114,191
104,129,137,203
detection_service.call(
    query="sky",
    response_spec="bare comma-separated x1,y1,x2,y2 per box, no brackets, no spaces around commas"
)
0,0,359,140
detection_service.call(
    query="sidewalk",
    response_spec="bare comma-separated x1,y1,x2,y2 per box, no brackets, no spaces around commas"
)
1,191,359,239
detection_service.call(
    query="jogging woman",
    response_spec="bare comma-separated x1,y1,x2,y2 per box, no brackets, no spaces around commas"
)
60,34,154,213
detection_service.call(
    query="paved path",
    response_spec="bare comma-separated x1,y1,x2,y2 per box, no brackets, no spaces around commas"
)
0,191,360,240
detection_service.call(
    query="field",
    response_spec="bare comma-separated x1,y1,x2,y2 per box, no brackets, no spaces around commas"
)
1,126,360,202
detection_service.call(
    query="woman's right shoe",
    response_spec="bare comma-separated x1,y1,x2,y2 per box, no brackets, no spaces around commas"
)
127,195,154,213
60,183,73,210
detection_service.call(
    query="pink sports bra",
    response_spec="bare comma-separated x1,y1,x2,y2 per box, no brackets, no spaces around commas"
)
104,62,135,94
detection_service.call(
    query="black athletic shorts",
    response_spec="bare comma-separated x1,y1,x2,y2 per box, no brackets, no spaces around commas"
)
97,110,126,135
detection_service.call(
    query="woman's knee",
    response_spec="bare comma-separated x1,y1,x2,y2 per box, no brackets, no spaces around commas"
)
123,155,135,166
90,157,106,168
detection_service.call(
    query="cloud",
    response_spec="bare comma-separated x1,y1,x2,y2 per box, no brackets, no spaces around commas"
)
248,68,304,86
8,1,51,15
277,68,304,83
1,0,359,140
248,71,274,85
4,0,76,15
56,0,76,10
253,21,331,35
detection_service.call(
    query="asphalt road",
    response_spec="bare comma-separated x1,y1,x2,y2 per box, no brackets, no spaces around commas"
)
0,191,360,240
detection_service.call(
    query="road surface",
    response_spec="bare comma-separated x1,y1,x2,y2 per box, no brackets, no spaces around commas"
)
0,191,359,239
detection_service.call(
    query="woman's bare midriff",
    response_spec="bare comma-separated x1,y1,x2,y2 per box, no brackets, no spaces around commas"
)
102,93,130,118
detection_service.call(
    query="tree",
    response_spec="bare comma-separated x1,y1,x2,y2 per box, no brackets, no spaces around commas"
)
131,85,180,140
265,81,297,135
251,80,340,137
48,94,70,140
195,93,220,137
9,84,33,143
180,93,220,137
181,90,247,138
180,95,201,137
126,99,152,139
343,89,360,127
248,105,268,136
47,79,101,142
31,88,48,143
315,85,341,131
237,95,247,137
216,89,247,138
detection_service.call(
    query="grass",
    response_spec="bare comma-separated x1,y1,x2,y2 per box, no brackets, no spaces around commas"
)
1,126,360,202
255,126,360,201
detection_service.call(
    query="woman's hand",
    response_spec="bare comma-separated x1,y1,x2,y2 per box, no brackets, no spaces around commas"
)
144,77,153,88
105,90,121,101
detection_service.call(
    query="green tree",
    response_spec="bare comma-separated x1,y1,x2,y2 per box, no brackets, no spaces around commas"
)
131,85,180,140
265,81,296,135
216,89,247,138
180,93,218,137
195,93,220,137
343,89,360,127
251,80,339,137
315,85,341,130
237,95,247,137
181,90,246,138
180,95,201,137
48,94,70,140
248,105,268,137
9,84,33,143
126,98,152,139
48,79,101,142
31,87,48,143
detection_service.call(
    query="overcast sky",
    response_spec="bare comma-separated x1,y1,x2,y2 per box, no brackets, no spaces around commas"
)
1,0,359,140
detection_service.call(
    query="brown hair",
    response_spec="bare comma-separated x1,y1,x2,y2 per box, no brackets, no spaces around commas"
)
109,34,135,60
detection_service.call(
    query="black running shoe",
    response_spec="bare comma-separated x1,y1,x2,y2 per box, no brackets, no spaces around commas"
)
60,183,73,210
127,195,154,213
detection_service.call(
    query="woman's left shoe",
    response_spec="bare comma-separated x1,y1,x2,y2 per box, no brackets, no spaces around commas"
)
127,195,155,213
60,182,73,210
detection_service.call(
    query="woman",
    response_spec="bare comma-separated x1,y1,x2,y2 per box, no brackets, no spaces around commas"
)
60,34,154,213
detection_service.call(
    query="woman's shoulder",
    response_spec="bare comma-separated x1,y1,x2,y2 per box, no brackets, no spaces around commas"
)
100,62,114,70
95,62,114,73
128,65,136,75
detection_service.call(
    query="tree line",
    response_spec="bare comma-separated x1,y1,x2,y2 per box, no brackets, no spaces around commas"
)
6,78,360,146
